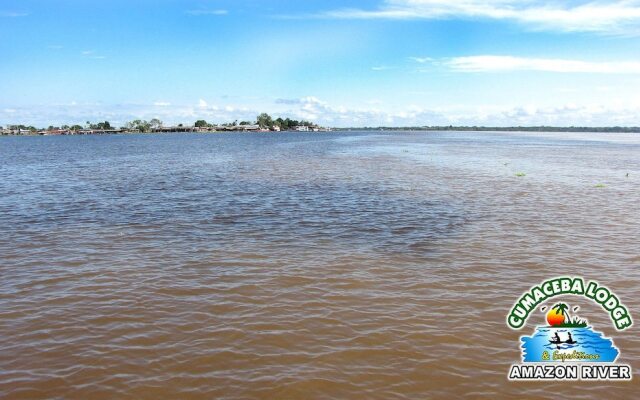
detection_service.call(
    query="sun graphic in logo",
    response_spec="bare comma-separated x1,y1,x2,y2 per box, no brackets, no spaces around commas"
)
546,303,569,326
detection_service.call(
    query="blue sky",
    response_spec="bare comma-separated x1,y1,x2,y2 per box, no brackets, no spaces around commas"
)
1,0,640,127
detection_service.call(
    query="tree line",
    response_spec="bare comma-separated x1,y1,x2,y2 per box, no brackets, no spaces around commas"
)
195,113,316,130
2,113,318,134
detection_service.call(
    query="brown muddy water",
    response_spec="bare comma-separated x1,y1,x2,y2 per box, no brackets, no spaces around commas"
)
1,131,639,399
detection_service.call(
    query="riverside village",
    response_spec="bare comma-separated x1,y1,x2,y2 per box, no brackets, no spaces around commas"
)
0,113,329,136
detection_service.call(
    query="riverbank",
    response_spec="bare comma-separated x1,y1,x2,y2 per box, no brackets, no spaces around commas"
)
1,126,333,136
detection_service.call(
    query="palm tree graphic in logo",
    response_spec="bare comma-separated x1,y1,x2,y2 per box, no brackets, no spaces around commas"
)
546,303,587,328
547,303,569,326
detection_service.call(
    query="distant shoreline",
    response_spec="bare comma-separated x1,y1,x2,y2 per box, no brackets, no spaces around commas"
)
0,129,332,137
3,126,640,136
334,126,640,133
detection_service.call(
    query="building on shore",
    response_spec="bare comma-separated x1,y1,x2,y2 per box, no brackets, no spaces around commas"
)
75,129,123,135
226,125,260,132
1,123,331,135
153,126,196,133
39,129,68,135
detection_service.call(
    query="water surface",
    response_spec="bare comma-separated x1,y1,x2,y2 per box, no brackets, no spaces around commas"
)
1,131,639,398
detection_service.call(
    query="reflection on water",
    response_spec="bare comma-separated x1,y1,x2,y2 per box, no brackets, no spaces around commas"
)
1,131,639,399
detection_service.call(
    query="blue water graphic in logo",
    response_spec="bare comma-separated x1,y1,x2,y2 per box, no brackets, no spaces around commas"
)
521,327,619,362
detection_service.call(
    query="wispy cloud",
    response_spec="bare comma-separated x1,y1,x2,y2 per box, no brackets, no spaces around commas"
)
185,9,228,16
275,98,310,105
81,50,107,60
0,11,28,17
316,0,640,35
443,55,640,74
270,96,640,126
409,57,433,64
3,98,640,127
372,65,393,71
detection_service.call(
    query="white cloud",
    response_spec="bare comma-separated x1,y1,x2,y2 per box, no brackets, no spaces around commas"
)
0,11,28,17
198,99,208,108
268,97,640,126
444,55,640,73
185,9,228,16
275,96,325,106
318,0,640,34
80,50,106,59
3,98,640,128
372,65,393,71
409,56,433,64
154,101,171,107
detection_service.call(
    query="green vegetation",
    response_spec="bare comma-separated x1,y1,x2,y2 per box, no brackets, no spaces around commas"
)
594,183,606,188
187,114,317,131
549,303,588,328
1,113,323,135
122,119,163,133
275,117,314,130
1,124,37,134
257,113,273,129
559,319,589,328
89,121,112,130
515,172,526,177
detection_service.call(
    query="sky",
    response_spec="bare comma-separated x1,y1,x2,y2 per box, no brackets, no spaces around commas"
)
1,0,640,127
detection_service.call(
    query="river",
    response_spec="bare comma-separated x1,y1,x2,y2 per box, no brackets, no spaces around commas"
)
1,131,639,398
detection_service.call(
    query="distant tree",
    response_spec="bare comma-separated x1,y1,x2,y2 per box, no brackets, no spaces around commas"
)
239,121,251,126
94,121,112,130
149,118,163,130
125,119,151,132
70,125,83,131
282,118,300,129
195,120,208,128
256,113,273,129
274,117,284,129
